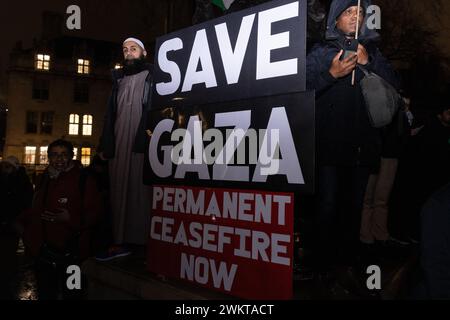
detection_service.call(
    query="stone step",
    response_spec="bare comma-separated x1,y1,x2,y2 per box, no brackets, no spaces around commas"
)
81,252,234,300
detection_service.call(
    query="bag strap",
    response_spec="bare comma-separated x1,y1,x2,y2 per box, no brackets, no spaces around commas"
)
357,65,370,76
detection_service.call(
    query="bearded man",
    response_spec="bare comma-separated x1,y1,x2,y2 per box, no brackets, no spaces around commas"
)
97,37,153,260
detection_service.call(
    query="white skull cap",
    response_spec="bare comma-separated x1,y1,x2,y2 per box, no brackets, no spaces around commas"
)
123,37,146,51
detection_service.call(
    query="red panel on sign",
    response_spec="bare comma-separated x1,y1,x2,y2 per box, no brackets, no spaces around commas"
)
147,185,294,299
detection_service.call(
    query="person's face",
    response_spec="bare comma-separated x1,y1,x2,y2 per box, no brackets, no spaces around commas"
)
0,162,15,175
439,109,450,125
336,6,365,36
122,41,147,62
48,146,72,172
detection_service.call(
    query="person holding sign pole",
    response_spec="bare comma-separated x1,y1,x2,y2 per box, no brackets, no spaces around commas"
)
96,38,154,261
306,0,400,290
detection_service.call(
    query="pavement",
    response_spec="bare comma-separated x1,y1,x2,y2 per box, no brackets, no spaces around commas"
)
3,241,420,300
293,245,420,300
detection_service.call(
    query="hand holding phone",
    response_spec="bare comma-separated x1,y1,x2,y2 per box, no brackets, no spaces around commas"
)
329,50,358,79
340,38,359,61
356,44,369,65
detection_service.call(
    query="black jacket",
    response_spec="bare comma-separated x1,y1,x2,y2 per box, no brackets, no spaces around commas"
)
306,0,401,168
381,108,411,159
97,64,154,159
416,116,450,193
0,167,33,225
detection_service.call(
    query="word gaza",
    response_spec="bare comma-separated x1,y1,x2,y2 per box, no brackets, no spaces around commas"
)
148,107,304,184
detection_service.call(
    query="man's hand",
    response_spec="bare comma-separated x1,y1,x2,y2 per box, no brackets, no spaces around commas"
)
329,50,358,79
356,44,369,65
41,209,70,223
411,126,425,137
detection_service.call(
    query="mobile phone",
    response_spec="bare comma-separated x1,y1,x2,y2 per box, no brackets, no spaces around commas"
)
340,38,358,61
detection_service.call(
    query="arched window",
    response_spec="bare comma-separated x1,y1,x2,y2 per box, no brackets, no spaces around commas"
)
69,114,79,135
82,115,93,136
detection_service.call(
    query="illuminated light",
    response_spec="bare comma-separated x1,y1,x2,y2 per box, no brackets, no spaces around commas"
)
77,59,90,74
82,114,93,136
36,54,51,70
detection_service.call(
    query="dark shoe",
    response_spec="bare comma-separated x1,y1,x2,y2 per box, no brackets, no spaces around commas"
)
336,266,381,300
375,237,410,256
294,263,314,281
95,245,131,262
407,236,420,245
374,240,409,264
388,236,411,247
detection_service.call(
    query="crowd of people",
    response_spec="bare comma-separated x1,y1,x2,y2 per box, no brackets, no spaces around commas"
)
1,0,449,300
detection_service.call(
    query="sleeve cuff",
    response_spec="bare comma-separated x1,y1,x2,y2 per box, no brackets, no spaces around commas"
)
363,55,375,70
322,70,338,83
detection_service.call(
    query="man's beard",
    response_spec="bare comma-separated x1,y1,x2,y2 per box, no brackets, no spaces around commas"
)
122,55,147,75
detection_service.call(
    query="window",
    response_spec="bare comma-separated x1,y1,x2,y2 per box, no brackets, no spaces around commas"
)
69,114,79,135
39,146,48,164
40,112,54,134
32,79,50,100
77,59,90,74
81,148,91,166
73,147,78,160
26,111,38,133
24,146,36,164
35,54,50,71
82,115,93,136
74,80,89,103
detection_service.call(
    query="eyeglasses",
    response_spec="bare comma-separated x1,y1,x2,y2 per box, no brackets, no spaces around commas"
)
48,152,70,160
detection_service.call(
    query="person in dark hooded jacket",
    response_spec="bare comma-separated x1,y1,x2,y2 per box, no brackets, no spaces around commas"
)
306,0,401,277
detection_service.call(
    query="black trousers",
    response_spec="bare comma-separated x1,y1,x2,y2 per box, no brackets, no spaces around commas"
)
419,183,450,299
314,165,371,271
0,226,19,299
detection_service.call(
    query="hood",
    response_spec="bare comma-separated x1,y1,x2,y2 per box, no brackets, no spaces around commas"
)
325,0,379,42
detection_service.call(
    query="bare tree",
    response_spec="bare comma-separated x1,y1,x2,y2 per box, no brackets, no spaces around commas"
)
373,0,445,62
372,0,450,102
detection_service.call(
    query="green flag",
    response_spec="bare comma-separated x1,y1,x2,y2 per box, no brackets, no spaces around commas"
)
212,0,236,11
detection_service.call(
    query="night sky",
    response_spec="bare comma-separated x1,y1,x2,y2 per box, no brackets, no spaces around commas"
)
0,0,172,102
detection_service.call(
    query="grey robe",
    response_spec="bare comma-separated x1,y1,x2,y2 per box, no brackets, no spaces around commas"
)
109,70,151,245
